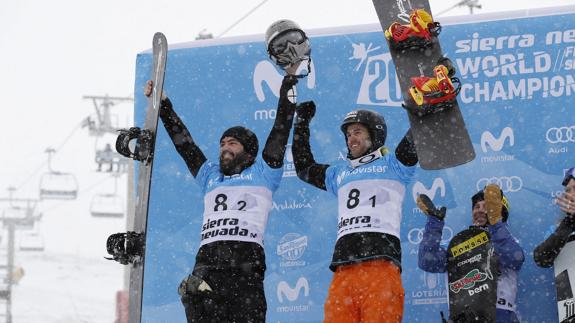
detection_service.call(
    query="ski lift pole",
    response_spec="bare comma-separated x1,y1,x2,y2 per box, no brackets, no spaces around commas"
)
45,148,56,173
6,221,14,323
7,187,15,207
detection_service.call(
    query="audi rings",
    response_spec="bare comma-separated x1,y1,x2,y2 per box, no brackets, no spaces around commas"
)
476,176,523,193
546,126,575,144
407,226,453,245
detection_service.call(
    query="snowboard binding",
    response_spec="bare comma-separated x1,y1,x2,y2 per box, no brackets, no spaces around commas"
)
115,127,154,164
385,9,441,50
105,231,145,265
403,57,461,117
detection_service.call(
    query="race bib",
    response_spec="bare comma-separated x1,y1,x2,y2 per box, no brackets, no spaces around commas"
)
200,186,272,246
336,179,405,240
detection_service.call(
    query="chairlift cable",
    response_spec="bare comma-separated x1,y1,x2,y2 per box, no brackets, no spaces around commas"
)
217,0,271,38
13,119,84,192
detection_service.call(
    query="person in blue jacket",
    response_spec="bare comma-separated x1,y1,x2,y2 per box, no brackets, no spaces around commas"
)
417,184,525,323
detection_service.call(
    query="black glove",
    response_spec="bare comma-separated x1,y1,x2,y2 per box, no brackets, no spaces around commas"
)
296,101,316,123
280,75,299,96
562,212,575,231
417,194,446,221
178,274,213,296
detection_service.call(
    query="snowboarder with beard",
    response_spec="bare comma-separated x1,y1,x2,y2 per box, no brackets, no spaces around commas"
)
144,68,301,322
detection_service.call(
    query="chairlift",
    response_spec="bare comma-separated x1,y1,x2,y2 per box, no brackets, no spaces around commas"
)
1,207,27,221
2,203,41,230
19,232,45,252
39,148,79,200
39,171,78,200
90,193,124,218
95,136,127,173
2,206,33,230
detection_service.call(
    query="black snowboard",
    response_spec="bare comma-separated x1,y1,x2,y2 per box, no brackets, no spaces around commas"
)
371,0,475,170
554,236,575,323
447,226,498,322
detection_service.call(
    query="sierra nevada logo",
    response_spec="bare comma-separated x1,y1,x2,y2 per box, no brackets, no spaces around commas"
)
449,269,488,293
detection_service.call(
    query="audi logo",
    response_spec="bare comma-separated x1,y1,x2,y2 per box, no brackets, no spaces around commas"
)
407,226,453,245
476,176,523,193
546,126,575,144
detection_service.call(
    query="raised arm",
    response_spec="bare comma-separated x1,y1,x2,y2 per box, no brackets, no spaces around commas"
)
417,195,448,273
291,102,329,190
262,75,298,168
395,129,418,166
142,79,207,177
158,97,207,177
489,222,525,270
533,214,575,268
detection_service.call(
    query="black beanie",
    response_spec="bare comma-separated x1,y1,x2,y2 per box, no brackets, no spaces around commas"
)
220,126,259,158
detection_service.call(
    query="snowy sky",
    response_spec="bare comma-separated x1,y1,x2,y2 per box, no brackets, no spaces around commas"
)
1,0,574,200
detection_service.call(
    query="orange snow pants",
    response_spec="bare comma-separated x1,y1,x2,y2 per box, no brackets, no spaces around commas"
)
323,259,404,323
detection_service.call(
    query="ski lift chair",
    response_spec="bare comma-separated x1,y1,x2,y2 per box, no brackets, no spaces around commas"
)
19,232,45,252
19,234,45,252
39,171,78,200
90,193,124,217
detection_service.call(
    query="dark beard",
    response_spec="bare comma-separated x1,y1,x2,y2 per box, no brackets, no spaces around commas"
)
219,151,254,176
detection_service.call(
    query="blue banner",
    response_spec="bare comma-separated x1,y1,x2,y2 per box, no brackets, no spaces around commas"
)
135,9,575,322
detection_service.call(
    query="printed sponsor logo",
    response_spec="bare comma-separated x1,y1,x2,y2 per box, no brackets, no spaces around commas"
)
272,199,312,211
481,127,514,152
546,126,575,144
410,272,448,305
277,277,309,303
276,277,311,313
282,144,296,177
336,165,388,185
395,0,411,23
455,32,535,54
200,218,255,240
355,52,402,107
407,226,453,245
412,178,446,204
277,233,307,267
456,254,483,267
476,176,523,193
449,269,489,293
208,173,253,189
450,231,489,258
252,60,315,120
480,127,515,163
338,215,371,232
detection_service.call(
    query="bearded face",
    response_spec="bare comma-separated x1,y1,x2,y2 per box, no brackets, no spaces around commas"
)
219,137,254,176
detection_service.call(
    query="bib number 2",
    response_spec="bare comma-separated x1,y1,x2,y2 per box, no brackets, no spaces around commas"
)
213,193,247,212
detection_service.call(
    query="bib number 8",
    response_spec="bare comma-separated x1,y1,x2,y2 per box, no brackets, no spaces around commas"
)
346,188,376,209
214,193,247,212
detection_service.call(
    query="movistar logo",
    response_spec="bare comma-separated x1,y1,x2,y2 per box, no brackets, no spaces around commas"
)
481,127,514,153
336,165,388,185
